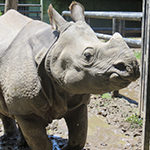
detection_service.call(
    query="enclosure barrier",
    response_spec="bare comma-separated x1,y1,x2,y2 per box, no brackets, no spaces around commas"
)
96,33,141,48
62,11,142,48
140,0,150,149
0,0,43,20
62,11,142,21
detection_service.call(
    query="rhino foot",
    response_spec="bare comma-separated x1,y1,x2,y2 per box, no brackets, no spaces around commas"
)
62,144,84,150
0,134,18,150
0,115,29,150
18,134,30,150
18,145,30,150
0,132,29,150
0,133,17,142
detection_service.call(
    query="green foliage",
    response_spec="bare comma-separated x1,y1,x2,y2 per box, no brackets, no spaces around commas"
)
134,51,141,60
0,11,2,16
101,93,112,99
126,114,143,127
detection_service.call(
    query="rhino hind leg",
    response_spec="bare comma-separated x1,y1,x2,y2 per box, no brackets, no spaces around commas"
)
15,114,52,150
63,104,88,150
0,114,29,149
1,114,18,138
0,115,18,149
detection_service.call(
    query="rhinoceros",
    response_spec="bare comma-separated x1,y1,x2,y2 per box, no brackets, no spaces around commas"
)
0,1,139,150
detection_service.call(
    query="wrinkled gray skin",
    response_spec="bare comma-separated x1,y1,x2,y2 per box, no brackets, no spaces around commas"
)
0,2,140,150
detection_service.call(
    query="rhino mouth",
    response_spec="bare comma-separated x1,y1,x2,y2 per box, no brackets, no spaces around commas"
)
107,61,140,82
108,72,127,82
110,72,119,79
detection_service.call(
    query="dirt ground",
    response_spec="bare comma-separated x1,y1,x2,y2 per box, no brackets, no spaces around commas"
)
45,78,142,150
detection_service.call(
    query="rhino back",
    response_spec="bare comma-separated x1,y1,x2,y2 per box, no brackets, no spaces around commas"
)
0,10,32,58
0,14,58,115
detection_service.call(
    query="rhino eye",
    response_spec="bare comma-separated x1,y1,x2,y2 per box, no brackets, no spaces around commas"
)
84,52,92,61
83,47,94,62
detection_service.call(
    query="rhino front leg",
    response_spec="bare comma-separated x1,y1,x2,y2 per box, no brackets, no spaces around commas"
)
15,115,52,150
63,104,88,150
17,126,29,149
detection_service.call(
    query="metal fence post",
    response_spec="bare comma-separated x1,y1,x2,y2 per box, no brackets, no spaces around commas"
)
139,0,147,116
141,0,150,149
112,18,125,36
40,0,43,21
112,18,125,97
4,0,18,12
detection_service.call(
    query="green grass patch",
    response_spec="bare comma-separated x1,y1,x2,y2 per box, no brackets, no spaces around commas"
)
101,93,112,99
0,11,2,16
126,114,143,127
134,51,141,60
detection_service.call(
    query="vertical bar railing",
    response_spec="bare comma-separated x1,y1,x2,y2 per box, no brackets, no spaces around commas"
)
40,0,43,21
140,0,147,117
0,3,43,20
141,0,150,149
112,18,125,36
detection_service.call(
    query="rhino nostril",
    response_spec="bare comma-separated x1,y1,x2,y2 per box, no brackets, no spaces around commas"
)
113,62,126,71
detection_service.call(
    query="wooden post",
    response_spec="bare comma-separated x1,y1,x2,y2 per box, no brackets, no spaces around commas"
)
4,0,18,12
141,0,150,149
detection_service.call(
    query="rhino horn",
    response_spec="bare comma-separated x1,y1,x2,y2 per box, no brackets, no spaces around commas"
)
48,4,67,31
69,1,85,22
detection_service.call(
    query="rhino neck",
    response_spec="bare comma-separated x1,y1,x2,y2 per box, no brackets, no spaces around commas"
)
38,59,68,117
38,59,90,118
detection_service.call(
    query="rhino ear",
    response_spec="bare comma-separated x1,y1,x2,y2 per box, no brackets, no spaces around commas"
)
69,1,85,22
48,4,67,31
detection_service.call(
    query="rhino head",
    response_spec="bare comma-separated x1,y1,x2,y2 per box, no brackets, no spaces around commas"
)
45,2,140,95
